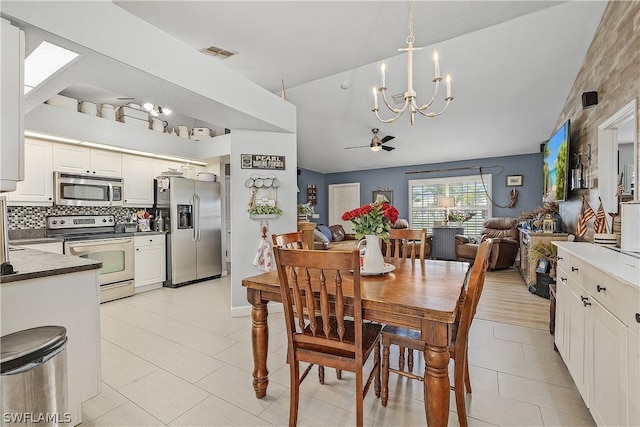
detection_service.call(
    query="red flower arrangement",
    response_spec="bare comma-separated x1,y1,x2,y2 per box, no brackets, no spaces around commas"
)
341,201,400,240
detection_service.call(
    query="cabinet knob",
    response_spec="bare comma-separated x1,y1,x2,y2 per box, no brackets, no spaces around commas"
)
86,170,90,173
580,295,588,302
557,256,563,260
136,248,139,251
596,285,606,292
571,266,579,272
583,299,591,307
560,277,567,282
636,313,640,324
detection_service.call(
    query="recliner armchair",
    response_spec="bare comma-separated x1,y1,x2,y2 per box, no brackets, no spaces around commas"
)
455,217,519,270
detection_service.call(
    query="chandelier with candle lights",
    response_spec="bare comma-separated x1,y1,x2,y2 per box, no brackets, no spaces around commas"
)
372,0,453,125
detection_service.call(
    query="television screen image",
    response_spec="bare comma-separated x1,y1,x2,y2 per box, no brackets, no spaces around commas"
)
543,120,570,202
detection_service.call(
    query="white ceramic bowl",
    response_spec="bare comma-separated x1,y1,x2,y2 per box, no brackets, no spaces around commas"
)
79,101,97,115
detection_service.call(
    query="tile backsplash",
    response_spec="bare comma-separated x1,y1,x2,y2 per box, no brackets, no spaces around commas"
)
7,206,145,230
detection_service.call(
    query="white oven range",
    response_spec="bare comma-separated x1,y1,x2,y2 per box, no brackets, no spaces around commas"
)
47,215,134,303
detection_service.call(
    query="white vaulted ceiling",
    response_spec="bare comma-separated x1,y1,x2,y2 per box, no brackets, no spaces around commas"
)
5,1,608,173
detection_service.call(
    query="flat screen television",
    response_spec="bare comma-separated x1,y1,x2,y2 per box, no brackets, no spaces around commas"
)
543,120,570,202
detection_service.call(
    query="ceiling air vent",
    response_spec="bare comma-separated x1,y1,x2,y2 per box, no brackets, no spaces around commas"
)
201,46,236,59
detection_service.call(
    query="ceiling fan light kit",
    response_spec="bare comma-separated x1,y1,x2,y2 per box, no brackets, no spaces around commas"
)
372,0,453,125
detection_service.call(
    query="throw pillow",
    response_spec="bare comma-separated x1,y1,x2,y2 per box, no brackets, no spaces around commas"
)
317,225,333,242
329,225,345,242
314,229,330,245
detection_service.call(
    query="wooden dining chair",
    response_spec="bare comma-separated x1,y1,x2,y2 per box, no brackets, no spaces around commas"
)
385,228,427,260
272,247,382,427
272,231,310,250
272,232,341,383
379,239,493,427
384,228,427,373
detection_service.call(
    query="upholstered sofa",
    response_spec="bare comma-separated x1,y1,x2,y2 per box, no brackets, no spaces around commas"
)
454,217,518,270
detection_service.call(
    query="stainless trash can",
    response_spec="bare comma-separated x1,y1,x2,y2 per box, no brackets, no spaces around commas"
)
1,326,69,425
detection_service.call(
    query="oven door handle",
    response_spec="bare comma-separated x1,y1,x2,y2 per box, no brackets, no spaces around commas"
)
66,238,133,248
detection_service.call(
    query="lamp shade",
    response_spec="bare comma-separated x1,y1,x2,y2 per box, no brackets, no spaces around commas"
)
437,196,455,208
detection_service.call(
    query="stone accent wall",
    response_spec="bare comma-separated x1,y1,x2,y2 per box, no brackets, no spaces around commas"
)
555,1,639,240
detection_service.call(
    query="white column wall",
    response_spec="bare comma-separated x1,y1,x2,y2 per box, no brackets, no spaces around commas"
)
229,130,297,315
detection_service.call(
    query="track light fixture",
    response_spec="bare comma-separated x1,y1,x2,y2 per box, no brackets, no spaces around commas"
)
143,102,171,117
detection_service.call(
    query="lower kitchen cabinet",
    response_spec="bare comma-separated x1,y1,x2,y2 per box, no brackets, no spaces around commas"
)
134,234,166,293
553,242,639,427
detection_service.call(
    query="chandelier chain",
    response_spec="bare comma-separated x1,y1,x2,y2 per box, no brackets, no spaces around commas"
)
406,0,415,45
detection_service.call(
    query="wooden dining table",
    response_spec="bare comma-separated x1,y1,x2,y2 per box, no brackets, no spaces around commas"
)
242,257,470,427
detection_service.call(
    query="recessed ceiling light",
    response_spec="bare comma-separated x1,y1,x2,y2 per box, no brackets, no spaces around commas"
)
24,41,80,94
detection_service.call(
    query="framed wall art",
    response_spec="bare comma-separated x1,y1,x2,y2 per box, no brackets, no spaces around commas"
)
506,175,523,186
372,190,393,204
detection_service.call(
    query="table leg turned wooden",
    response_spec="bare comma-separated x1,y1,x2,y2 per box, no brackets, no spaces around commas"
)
423,321,451,427
248,288,269,398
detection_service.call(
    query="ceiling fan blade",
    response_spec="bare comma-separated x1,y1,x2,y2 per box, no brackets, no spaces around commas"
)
380,135,395,144
381,145,396,151
344,145,368,150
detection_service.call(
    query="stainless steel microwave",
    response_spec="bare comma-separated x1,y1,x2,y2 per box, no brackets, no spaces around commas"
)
54,172,124,207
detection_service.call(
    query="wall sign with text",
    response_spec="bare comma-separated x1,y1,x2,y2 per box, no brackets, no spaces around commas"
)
241,154,286,170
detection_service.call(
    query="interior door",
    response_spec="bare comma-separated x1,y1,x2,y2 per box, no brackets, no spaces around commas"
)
328,183,360,232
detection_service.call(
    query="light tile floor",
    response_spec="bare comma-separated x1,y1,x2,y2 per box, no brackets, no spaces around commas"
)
81,276,596,426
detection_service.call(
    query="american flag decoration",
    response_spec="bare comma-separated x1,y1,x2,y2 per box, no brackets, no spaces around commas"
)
576,195,595,237
617,172,624,196
593,197,608,234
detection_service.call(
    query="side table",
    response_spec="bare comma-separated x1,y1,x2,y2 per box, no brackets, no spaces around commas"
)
432,226,464,260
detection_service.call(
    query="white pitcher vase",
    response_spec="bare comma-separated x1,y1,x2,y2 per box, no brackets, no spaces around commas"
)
360,235,385,274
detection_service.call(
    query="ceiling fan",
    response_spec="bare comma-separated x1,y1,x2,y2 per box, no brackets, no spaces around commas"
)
345,128,396,152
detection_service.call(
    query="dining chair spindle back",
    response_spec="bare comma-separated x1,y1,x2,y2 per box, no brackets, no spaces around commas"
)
273,247,382,427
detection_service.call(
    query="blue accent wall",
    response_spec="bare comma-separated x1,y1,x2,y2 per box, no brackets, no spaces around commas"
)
299,152,543,225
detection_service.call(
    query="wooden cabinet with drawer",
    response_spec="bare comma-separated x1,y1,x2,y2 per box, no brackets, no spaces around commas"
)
553,242,640,427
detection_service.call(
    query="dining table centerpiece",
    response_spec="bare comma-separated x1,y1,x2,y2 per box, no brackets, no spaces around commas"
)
342,201,399,273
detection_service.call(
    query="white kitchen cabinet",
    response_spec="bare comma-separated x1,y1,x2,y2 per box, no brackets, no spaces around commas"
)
554,270,569,359
628,329,640,427
153,159,184,177
589,298,627,427
53,144,122,177
553,242,640,427
0,19,25,192
6,138,53,205
12,241,63,254
566,277,590,401
122,154,154,207
134,234,165,292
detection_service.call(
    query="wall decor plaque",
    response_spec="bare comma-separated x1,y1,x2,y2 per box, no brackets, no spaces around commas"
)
241,154,285,170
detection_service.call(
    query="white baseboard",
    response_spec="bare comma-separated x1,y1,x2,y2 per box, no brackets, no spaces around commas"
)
230,301,284,318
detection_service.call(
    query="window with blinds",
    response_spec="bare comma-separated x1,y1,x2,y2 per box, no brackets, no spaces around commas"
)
408,174,492,236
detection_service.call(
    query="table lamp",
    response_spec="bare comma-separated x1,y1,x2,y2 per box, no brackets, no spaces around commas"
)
437,196,455,224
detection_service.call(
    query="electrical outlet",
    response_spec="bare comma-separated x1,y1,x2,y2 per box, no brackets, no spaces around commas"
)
311,213,320,219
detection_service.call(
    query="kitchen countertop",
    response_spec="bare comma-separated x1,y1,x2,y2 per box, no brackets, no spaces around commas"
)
9,237,65,245
1,247,102,284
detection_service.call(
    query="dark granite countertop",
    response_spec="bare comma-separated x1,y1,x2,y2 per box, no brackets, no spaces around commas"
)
0,247,102,284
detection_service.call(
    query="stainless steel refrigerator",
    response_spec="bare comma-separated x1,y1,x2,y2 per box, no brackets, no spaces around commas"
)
156,177,222,287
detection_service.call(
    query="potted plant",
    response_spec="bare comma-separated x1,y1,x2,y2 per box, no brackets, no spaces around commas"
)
248,205,283,219
297,202,314,221
529,240,558,277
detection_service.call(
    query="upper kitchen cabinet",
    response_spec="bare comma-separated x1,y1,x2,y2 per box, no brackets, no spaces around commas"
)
6,138,53,206
122,154,154,207
0,19,25,192
53,144,121,177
